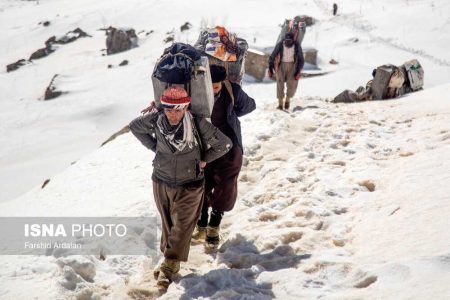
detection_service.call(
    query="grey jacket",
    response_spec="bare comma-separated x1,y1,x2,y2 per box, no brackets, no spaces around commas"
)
129,111,232,186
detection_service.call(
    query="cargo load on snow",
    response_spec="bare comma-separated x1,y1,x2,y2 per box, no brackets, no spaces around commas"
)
333,59,424,103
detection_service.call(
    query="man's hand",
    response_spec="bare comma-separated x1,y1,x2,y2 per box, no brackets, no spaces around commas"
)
268,68,274,78
295,72,301,81
141,101,156,114
199,161,207,169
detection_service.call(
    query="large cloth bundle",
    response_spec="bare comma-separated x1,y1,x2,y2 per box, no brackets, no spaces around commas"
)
195,26,248,85
276,16,307,47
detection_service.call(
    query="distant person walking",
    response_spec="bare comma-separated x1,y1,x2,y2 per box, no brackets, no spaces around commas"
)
268,32,305,110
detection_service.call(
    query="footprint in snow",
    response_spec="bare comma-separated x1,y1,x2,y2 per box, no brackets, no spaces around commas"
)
281,231,303,244
258,211,280,222
330,160,346,166
249,155,263,162
353,274,378,288
304,126,318,133
256,134,271,141
340,140,350,147
332,207,348,215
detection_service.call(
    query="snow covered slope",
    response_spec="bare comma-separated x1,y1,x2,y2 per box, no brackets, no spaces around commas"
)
1,0,450,299
2,0,450,202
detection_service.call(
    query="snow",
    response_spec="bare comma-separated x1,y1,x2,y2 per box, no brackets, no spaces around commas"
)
1,0,450,299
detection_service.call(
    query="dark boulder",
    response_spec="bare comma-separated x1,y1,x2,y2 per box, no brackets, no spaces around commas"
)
180,22,192,32
6,59,27,72
106,27,138,55
30,47,52,60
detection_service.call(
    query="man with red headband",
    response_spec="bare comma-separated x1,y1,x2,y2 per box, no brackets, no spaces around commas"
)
129,86,232,289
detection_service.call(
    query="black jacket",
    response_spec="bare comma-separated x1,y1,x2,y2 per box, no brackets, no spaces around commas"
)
268,41,305,75
220,82,256,153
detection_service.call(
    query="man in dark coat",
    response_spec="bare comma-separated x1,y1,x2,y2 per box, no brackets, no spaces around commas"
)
268,32,305,110
130,86,231,288
192,65,256,248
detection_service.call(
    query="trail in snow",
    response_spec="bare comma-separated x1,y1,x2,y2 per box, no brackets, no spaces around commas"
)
142,90,449,298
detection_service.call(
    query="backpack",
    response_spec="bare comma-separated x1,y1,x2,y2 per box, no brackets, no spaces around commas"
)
402,59,424,91
152,43,201,84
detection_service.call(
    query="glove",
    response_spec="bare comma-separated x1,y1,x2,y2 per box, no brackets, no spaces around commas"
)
295,72,301,81
268,68,274,78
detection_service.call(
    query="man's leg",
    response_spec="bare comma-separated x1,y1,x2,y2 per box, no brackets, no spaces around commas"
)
152,181,179,288
152,181,172,255
153,182,204,288
192,166,215,241
192,195,208,241
208,146,242,213
276,67,286,109
164,184,204,261
196,166,215,228
206,146,243,246
286,62,299,109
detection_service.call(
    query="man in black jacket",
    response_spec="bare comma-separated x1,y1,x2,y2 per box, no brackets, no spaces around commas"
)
192,65,256,248
268,32,305,110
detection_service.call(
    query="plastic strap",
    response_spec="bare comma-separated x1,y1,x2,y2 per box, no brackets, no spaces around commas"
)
223,80,234,105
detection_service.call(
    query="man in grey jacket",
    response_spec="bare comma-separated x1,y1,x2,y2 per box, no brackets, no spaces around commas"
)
129,86,232,289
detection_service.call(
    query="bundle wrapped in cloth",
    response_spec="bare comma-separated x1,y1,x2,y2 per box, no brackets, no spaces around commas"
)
195,26,248,85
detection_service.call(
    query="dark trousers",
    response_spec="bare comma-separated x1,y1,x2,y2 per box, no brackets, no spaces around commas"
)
153,181,204,261
198,145,243,227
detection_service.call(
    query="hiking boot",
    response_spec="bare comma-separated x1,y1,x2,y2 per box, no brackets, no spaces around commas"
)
155,258,180,289
285,97,291,110
205,225,220,248
191,225,207,242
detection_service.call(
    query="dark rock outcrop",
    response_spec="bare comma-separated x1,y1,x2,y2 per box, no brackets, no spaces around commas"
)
7,28,90,72
180,22,192,32
29,47,53,60
106,27,138,55
6,59,27,72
